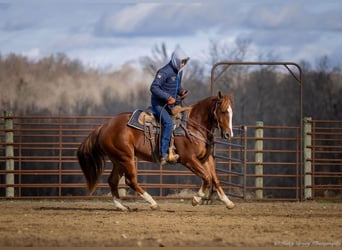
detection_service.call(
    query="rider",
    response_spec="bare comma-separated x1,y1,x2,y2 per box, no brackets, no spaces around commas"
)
150,47,190,166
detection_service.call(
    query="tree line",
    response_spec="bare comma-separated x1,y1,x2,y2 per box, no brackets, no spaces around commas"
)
1,41,341,124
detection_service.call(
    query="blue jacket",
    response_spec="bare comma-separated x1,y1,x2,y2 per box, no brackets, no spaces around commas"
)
150,48,189,107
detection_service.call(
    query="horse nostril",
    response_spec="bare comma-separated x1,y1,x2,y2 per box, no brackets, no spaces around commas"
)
221,130,232,140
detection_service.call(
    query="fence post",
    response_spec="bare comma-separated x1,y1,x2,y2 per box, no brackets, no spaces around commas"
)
4,111,14,197
304,117,312,199
255,121,264,199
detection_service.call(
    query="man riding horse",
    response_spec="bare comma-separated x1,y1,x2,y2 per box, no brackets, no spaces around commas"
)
150,48,190,166
78,47,235,210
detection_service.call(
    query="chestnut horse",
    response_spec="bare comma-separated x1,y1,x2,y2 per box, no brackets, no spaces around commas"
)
77,91,235,210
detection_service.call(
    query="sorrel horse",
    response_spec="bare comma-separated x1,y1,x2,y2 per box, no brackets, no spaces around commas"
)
77,91,235,210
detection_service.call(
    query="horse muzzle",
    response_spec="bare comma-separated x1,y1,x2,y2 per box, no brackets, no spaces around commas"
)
221,128,233,140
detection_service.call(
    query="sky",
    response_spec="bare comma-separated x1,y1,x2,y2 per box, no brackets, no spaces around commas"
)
0,0,342,70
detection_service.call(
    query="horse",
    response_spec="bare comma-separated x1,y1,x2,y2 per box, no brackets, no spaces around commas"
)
77,91,235,211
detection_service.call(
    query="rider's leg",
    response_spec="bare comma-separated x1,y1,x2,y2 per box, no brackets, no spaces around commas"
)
151,105,178,164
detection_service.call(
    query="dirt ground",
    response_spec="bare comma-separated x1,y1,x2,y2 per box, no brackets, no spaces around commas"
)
0,199,341,247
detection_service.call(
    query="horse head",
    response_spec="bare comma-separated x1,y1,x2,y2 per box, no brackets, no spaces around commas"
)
214,91,234,140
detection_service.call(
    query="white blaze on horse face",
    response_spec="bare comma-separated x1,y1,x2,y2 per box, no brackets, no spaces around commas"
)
228,105,233,137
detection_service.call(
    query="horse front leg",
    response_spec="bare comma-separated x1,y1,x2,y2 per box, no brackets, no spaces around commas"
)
206,155,235,209
184,156,212,207
192,182,211,206
215,186,235,209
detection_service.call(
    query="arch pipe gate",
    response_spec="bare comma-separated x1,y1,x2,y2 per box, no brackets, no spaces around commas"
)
210,61,304,200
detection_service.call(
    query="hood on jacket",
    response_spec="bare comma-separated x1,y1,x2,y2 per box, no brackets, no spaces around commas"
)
171,48,190,71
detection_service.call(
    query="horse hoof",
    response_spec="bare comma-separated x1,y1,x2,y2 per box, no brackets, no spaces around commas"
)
226,201,235,209
150,204,160,210
115,206,129,212
192,196,201,206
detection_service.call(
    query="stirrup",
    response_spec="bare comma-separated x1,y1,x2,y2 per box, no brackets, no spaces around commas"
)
168,147,179,163
160,153,179,167
160,156,172,167
168,153,179,163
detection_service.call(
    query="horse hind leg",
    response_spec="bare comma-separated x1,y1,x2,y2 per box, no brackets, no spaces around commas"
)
108,165,130,211
123,159,160,210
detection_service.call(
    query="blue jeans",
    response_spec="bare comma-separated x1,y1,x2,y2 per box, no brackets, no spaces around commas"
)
151,105,173,157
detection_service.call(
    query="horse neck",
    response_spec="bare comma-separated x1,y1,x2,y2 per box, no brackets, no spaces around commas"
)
189,97,217,135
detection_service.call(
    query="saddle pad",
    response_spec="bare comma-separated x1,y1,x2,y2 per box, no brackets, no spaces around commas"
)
127,109,186,136
127,109,145,131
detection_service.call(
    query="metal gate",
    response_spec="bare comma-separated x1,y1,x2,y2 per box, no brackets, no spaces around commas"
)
214,126,246,199
210,61,304,200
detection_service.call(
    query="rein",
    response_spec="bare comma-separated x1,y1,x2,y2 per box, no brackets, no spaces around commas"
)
185,99,220,145
186,119,213,144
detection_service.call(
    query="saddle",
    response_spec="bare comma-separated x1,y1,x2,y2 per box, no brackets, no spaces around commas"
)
127,105,192,162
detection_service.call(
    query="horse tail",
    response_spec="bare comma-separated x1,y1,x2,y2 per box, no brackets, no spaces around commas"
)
77,125,106,195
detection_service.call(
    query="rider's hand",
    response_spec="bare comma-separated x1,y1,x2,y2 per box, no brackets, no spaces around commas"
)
179,89,189,100
167,96,176,104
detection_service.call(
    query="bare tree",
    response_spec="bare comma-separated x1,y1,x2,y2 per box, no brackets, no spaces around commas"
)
140,43,169,77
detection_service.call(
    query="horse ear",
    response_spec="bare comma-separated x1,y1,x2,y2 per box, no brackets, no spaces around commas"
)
218,91,223,99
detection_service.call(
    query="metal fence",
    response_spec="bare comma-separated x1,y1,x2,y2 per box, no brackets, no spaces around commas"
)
245,123,301,200
1,114,341,201
304,118,342,200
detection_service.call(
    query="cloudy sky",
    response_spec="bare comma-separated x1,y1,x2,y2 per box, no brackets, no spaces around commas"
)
0,0,341,70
